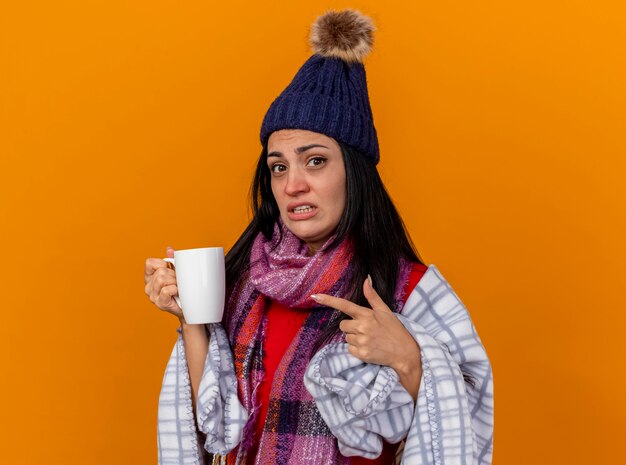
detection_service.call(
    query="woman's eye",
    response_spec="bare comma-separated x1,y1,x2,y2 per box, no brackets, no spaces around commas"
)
270,164,286,174
307,157,326,167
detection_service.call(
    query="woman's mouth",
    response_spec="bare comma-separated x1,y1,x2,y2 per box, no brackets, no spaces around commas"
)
287,205,318,220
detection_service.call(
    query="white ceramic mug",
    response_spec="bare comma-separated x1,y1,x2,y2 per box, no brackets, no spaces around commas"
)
162,247,225,324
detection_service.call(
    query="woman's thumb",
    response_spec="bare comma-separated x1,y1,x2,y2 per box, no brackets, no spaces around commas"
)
166,246,175,258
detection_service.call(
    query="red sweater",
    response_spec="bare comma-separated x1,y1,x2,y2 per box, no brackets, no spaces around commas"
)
247,262,428,464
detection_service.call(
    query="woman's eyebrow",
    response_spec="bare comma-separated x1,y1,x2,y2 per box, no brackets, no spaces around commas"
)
268,144,329,158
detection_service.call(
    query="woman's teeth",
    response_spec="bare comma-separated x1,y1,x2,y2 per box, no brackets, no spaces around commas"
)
293,206,313,213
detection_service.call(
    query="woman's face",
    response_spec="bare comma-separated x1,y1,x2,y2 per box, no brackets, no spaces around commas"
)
267,129,346,255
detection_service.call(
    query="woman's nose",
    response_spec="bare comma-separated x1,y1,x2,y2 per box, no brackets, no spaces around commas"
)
284,168,310,196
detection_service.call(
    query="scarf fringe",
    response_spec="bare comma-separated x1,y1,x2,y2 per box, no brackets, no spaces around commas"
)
211,454,227,465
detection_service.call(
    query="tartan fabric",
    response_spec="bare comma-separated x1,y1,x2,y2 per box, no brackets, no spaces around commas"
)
218,240,414,465
157,323,248,464
304,264,494,465
157,263,493,465
157,325,208,465
157,229,416,465
157,227,493,465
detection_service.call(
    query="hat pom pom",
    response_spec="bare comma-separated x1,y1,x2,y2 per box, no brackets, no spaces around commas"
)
309,9,375,63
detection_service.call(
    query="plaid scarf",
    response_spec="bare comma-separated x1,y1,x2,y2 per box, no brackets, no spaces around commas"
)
219,219,413,465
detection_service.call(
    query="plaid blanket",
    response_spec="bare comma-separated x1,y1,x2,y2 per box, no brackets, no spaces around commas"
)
157,264,494,464
304,264,494,464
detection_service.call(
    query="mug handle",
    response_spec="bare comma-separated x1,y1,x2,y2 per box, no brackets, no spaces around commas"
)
162,258,182,308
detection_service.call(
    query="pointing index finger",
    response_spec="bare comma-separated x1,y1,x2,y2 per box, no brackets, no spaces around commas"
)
310,293,367,319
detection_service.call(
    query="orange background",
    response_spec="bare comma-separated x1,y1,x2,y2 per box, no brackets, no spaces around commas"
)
1,1,624,463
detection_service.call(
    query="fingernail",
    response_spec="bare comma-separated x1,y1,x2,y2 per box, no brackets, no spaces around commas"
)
310,294,321,302
367,274,373,287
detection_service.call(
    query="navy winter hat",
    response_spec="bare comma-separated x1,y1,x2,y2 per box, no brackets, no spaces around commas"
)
260,9,380,164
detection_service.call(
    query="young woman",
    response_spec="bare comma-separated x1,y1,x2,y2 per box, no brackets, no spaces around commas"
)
145,9,493,465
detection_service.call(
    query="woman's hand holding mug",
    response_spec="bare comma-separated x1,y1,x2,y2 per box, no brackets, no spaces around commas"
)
145,246,225,325
144,246,185,322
